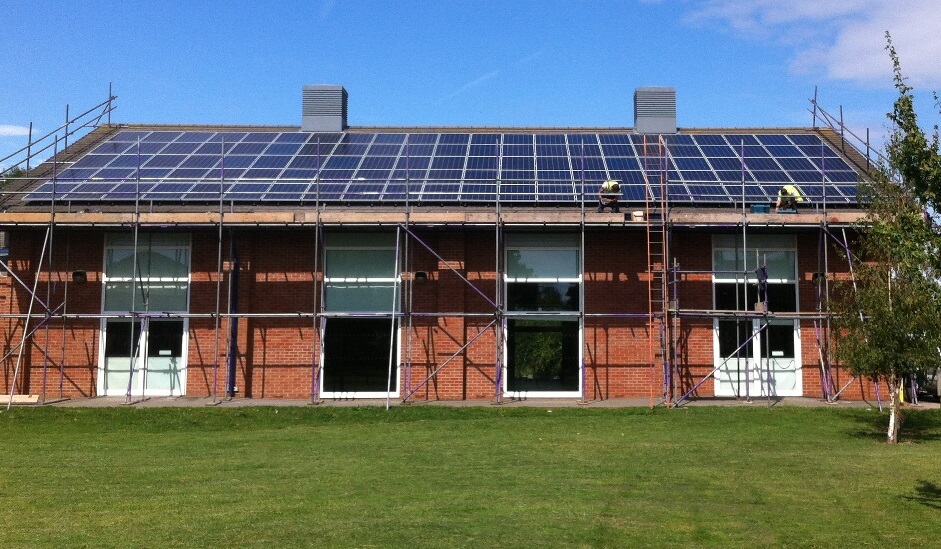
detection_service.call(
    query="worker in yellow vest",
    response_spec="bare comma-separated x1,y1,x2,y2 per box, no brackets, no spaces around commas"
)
776,184,803,212
597,180,621,213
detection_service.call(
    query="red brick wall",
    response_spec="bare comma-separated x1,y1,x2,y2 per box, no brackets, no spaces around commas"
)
1,229,102,399
1,225,868,401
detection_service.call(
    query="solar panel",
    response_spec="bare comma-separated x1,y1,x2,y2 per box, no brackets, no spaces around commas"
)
23,129,864,206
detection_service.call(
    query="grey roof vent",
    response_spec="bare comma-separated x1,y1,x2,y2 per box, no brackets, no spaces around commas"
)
634,87,676,134
302,85,348,132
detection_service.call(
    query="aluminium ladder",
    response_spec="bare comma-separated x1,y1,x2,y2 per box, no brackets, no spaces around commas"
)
643,135,673,405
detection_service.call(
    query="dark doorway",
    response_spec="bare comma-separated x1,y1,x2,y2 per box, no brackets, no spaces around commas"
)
323,318,398,393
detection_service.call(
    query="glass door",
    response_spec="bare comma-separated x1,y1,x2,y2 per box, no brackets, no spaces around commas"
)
99,233,190,397
102,318,186,396
713,236,801,397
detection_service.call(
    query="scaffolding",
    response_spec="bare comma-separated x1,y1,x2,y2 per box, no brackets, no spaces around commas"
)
0,94,877,407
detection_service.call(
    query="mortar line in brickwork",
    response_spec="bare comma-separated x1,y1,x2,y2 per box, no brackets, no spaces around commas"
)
0,253,53,314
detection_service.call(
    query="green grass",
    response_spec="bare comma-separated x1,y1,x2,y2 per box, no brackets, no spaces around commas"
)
1,406,940,548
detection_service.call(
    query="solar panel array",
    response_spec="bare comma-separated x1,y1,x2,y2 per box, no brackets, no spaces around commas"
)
24,130,861,205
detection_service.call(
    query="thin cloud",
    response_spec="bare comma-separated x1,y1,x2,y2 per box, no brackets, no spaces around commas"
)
687,0,941,88
439,70,501,104
514,49,545,67
0,125,31,137
320,0,335,22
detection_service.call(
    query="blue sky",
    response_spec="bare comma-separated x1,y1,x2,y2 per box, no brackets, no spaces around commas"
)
2,0,940,168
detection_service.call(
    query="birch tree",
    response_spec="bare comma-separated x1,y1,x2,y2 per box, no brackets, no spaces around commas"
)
834,34,941,444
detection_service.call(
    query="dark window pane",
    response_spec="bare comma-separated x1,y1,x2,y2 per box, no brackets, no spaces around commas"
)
507,319,579,392
324,318,397,393
104,320,142,357
147,320,184,357
715,283,755,310
507,282,579,311
718,320,753,358
766,283,797,312
765,323,795,358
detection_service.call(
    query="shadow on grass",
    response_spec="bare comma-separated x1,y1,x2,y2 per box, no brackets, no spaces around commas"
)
850,409,941,443
903,480,941,509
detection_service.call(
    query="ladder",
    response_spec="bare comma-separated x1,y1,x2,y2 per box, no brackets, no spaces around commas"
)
643,135,672,405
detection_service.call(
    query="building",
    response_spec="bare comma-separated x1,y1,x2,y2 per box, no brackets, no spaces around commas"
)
0,86,873,404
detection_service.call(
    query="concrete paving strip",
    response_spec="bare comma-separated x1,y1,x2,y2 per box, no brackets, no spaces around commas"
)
33,395,932,409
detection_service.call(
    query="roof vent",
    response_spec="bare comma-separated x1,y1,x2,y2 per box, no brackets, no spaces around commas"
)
302,85,348,132
634,87,676,134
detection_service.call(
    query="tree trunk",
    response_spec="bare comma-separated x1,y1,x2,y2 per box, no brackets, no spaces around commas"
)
887,374,902,444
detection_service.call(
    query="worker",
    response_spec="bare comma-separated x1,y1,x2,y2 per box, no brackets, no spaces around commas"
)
597,180,621,213
775,184,803,212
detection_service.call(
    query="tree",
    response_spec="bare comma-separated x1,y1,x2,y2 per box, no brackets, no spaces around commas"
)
834,34,941,444
1,166,25,188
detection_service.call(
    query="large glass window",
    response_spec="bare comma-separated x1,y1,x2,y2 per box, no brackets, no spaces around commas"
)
323,318,398,393
504,234,581,396
505,234,580,313
104,233,190,313
100,233,190,397
507,319,579,392
322,232,400,397
324,232,399,313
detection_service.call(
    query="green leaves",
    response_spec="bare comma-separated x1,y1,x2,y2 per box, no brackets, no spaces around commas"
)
833,35,941,443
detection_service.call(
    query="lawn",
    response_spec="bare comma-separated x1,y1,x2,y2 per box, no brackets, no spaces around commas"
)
1,405,939,548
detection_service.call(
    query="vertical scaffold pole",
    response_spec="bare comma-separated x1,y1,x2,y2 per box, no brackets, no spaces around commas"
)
741,139,751,403
386,226,402,410
579,140,587,404
6,226,50,410
59,233,71,400
310,165,320,404
63,104,69,153
494,135,503,404
403,134,412,400
212,136,225,403
125,139,142,403
40,136,59,404
226,233,239,398
812,86,818,128
313,139,325,403
26,122,32,174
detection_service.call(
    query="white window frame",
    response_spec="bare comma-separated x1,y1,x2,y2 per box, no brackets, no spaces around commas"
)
320,236,401,399
711,235,802,397
98,234,191,397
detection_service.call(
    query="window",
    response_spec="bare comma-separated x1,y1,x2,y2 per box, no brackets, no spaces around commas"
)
712,234,801,397
324,232,398,313
0,230,8,277
100,233,190,396
322,232,400,397
505,234,581,396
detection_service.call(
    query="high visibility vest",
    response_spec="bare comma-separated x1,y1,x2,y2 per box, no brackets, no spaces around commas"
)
779,185,803,201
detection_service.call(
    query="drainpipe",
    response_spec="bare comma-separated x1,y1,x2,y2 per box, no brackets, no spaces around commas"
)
226,234,240,397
